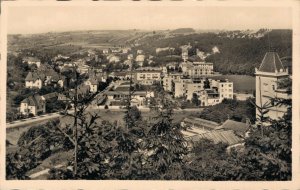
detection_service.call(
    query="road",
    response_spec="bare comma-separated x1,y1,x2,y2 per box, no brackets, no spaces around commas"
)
6,82,116,129
6,81,204,129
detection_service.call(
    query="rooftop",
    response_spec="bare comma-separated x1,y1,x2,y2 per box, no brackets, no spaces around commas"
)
220,119,249,136
258,52,285,73
21,94,44,107
182,117,220,130
187,130,243,146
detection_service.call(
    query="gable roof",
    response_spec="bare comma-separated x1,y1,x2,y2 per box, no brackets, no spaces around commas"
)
187,130,243,146
25,72,46,81
258,52,285,73
21,94,44,107
42,92,58,100
182,117,220,130
220,119,249,135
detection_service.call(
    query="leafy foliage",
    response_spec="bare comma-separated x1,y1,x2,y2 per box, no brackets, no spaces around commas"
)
197,98,256,123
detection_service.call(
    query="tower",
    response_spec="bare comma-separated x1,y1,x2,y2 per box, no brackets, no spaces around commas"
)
255,51,289,122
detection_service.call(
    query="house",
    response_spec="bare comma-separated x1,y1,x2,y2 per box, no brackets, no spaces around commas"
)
23,57,41,68
25,72,46,89
135,55,145,66
103,49,111,54
255,51,290,121
20,94,45,116
105,90,154,107
108,55,121,63
85,77,99,93
180,44,192,61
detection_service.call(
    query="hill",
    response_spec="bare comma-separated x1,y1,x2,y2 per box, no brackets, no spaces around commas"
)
8,29,292,75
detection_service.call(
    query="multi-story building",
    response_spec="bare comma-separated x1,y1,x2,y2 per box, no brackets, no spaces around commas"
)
185,80,205,100
218,79,234,100
174,77,193,98
181,61,214,78
255,51,290,122
134,67,162,85
174,77,233,106
163,72,183,92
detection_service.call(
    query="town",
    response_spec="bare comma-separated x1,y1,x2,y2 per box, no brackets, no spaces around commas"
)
6,28,292,181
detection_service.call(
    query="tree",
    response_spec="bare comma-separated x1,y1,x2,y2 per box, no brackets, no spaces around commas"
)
142,87,188,179
204,78,210,89
191,93,200,106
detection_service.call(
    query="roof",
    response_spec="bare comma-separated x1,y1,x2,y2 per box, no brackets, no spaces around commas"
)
106,91,148,96
25,72,46,81
220,119,249,135
21,94,44,107
42,92,58,100
89,77,99,85
187,130,243,146
23,57,40,62
182,117,220,130
258,52,285,73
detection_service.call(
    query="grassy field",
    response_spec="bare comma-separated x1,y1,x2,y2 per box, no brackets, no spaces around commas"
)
210,75,255,93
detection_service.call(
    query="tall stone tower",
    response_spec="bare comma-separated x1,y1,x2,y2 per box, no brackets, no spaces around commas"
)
255,52,289,121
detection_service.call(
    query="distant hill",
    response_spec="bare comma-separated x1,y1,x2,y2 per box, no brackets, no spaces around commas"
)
8,29,292,75
170,28,196,34
136,29,292,75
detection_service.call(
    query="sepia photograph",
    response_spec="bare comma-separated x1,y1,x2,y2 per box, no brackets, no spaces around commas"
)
1,0,300,189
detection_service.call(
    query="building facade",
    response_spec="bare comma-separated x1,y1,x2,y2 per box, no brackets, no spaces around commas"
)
20,94,46,116
255,52,290,121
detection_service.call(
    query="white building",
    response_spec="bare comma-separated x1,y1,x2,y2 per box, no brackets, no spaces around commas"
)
20,94,46,116
218,79,234,101
134,67,162,85
181,61,214,78
25,72,45,89
85,77,99,93
163,73,183,92
255,52,290,121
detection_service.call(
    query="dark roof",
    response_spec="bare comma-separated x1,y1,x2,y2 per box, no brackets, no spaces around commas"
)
42,92,58,100
21,94,44,107
258,52,285,73
187,130,243,146
220,119,249,135
25,72,46,81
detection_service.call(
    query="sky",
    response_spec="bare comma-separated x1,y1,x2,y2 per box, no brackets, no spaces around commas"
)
6,5,292,34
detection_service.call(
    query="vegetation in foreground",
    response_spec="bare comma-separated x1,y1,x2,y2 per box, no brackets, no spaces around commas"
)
6,78,292,180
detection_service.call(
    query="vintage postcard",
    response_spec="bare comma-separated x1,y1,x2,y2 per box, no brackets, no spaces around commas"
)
0,0,300,189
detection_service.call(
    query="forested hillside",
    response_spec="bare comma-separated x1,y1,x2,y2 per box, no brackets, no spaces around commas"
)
137,29,292,75
8,29,292,75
